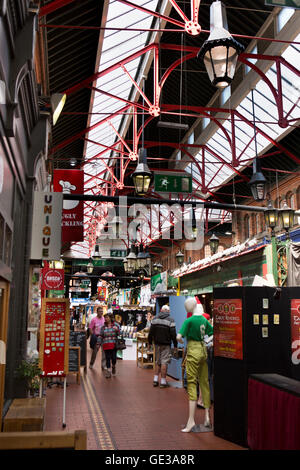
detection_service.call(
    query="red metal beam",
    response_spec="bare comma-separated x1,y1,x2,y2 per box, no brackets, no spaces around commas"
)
39,0,77,17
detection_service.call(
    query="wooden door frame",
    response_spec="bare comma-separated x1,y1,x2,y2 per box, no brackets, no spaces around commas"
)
0,280,10,430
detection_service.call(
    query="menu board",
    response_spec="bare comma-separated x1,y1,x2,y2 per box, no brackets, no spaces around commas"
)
214,298,243,360
291,299,300,363
39,298,70,376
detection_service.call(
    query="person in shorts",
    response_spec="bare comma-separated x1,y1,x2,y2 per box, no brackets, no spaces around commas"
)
148,305,177,388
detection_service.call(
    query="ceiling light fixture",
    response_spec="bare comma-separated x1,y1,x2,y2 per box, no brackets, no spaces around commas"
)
198,1,244,88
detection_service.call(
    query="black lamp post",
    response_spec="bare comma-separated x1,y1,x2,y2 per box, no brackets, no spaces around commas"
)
132,148,152,196
198,1,244,88
209,233,220,254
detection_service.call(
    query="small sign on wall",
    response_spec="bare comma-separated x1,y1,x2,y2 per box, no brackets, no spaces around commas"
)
30,192,63,260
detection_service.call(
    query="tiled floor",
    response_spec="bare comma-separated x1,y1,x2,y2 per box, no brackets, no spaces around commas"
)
44,347,246,451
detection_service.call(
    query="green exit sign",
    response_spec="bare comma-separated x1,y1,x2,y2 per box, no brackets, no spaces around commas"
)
154,174,192,193
265,0,300,8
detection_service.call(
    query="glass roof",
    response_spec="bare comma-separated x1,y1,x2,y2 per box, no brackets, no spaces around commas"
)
69,5,300,256
186,32,300,197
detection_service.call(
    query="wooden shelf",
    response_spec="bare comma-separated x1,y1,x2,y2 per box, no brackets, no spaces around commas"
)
136,336,155,369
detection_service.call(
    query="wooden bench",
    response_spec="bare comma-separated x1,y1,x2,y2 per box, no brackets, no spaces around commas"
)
3,398,46,432
0,430,87,450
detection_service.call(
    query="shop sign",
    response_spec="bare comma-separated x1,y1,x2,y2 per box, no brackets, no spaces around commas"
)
291,299,300,365
53,169,84,243
41,268,64,290
214,298,243,360
30,192,63,260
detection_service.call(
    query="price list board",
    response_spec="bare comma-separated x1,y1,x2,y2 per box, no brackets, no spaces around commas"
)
39,298,70,377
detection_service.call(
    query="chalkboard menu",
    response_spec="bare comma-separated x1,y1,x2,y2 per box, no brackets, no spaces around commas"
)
68,347,80,372
69,331,86,369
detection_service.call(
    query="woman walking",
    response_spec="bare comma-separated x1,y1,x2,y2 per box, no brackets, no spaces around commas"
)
99,314,120,378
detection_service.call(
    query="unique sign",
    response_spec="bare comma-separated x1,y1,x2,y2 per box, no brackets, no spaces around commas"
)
53,169,84,243
39,298,70,376
214,299,243,360
30,192,63,260
265,0,300,8
41,268,64,291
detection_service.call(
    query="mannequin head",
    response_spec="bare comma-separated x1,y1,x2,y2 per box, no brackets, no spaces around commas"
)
194,303,204,316
184,298,197,315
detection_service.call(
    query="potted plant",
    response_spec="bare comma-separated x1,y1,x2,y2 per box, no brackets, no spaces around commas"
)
15,357,42,397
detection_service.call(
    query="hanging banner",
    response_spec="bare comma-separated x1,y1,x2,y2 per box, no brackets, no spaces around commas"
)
41,267,65,291
53,169,84,243
214,298,243,360
30,191,63,260
291,299,300,365
151,271,168,294
39,298,70,377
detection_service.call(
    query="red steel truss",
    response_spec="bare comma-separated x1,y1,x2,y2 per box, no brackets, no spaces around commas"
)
47,41,300,252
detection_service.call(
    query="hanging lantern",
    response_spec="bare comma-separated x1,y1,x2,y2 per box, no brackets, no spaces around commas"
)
136,245,147,269
176,251,184,267
126,245,137,273
87,260,94,274
198,1,244,88
209,233,219,254
264,200,279,230
132,148,152,196
123,257,129,273
279,200,295,231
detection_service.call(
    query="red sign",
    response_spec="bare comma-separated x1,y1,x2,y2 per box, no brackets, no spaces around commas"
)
39,299,70,377
214,298,243,360
291,299,300,365
41,268,64,290
53,169,84,243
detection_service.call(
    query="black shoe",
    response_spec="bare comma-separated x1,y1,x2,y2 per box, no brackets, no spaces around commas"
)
153,381,159,387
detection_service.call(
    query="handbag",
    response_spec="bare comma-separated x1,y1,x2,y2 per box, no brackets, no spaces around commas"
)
89,333,97,349
116,335,126,351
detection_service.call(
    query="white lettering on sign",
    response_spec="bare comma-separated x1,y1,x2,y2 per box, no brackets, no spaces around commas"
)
292,340,300,365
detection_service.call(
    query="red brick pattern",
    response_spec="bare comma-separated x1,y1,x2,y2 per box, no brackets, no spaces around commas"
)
43,347,245,450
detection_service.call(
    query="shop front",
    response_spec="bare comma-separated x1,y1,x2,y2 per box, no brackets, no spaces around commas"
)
178,245,268,316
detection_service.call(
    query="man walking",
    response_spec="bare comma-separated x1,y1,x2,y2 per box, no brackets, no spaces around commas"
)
148,305,177,388
89,306,106,369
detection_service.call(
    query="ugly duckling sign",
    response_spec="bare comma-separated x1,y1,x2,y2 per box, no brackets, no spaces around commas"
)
53,169,84,243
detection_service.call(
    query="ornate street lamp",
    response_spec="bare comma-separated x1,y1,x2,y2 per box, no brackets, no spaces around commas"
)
198,1,244,88
209,233,220,255
264,200,279,235
176,250,185,267
279,200,295,232
132,148,152,196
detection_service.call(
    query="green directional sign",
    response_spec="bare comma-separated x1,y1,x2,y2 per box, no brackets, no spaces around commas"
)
265,0,300,8
154,174,192,193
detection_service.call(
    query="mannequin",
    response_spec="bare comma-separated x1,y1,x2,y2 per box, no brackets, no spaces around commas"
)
177,297,213,432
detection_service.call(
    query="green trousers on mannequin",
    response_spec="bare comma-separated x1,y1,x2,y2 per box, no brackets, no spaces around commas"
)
185,340,210,408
